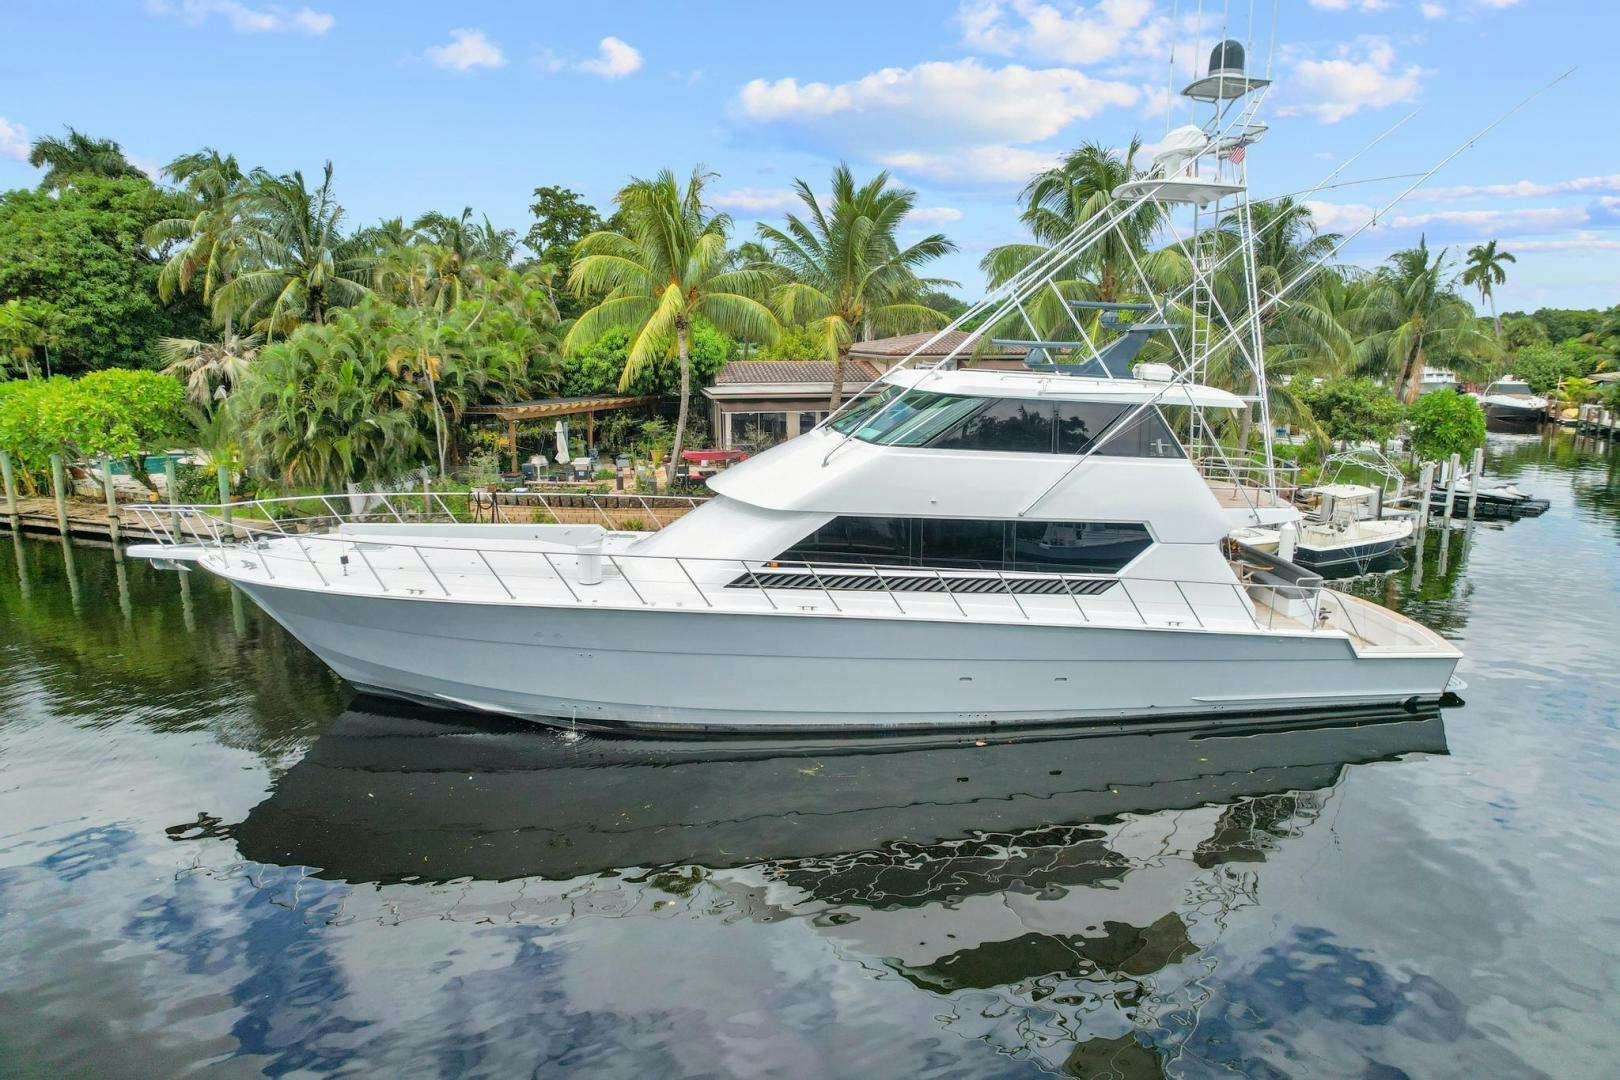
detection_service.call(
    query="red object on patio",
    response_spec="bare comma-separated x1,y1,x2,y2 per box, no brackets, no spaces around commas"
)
681,450,748,463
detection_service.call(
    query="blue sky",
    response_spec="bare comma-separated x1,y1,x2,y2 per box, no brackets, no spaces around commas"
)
4,1,1616,310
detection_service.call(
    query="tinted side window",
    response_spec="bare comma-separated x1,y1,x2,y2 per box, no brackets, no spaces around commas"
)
1055,401,1128,454
777,516,913,566
918,519,1007,569
1009,522,1153,573
1109,408,1184,458
930,399,1056,453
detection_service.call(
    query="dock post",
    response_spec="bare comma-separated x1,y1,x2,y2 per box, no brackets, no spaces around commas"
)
1465,447,1484,524
101,459,122,546
1,449,17,526
217,464,232,532
50,453,69,536
1416,461,1435,537
1441,452,1461,522
164,458,181,541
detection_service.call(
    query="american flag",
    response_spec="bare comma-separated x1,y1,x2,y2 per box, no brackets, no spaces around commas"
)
1224,144,1247,165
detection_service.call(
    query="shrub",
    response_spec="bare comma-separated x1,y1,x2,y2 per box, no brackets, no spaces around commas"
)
1296,378,1404,447
0,369,187,491
1408,389,1486,462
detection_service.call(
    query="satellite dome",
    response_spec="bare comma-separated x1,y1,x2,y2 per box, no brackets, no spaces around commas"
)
1208,39,1245,77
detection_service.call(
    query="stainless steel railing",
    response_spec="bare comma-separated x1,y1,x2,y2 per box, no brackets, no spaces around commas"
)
124,492,1392,644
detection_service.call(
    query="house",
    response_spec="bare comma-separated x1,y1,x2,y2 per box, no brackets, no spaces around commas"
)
702,331,1028,449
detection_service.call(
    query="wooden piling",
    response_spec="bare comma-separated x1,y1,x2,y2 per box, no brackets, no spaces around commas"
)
49,453,69,536
1,449,17,525
1441,452,1461,522
101,459,122,546
164,458,180,541
1416,461,1436,536
1465,447,1484,523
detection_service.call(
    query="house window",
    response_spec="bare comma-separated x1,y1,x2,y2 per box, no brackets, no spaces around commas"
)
776,516,1153,573
729,411,788,447
799,411,827,434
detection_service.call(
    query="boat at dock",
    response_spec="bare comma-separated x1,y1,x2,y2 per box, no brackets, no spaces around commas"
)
1233,483,1414,571
126,40,1463,735
1476,378,1549,424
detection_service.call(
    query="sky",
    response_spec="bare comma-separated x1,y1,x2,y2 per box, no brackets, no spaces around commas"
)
3,1,1616,312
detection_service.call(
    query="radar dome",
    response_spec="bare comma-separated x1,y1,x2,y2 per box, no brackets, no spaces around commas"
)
1208,39,1245,77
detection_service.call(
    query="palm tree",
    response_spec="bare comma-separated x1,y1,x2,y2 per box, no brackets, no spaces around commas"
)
147,149,249,329
758,164,955,409
212,163,373,338
157,330,263,408
565,167,780,479
1353,238,1499,403
985,140,1173,301
27,127,146,190
1460,240,1516,338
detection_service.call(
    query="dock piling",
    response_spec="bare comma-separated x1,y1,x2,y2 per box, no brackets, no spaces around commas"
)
1441,452,1461,522
1416,461,1436,537
164,458,181,541
50,454,69,536
1465,447,1484,524
102,458,122,546
1,449,17,526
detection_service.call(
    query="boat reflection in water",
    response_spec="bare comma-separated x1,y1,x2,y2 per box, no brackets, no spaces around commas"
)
233,701,1448,1074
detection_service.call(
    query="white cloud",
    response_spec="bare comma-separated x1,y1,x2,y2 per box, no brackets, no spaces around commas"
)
876,145,1063,184
1420,3,1447,18
0,117,29,162
710,187,804,213
1281,37,1423,123
909,206,966,224
1510,232,1620,253
1425,174,1620,201
145,1,334,35
426,28,506,72
577,36,642,79
1306,200,1592,237
1308,0,1391,11
957,0,1157,66
736,58,1137,152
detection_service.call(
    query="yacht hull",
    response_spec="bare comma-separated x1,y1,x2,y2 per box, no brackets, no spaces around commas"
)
234,579,1458,735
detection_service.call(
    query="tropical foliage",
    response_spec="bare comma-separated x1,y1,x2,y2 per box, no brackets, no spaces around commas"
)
565,167,779,474
1407,389,1486,462
0,369,188,491
1296,378,1404,447
757,164,955,407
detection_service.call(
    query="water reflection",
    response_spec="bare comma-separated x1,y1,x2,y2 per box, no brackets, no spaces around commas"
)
223,701,1446,1073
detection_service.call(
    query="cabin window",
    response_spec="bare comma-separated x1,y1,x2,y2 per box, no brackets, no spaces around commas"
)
775,516,1153,573
831,388,1184,458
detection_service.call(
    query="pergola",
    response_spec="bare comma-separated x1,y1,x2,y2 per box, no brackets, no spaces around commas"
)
464,394,657,471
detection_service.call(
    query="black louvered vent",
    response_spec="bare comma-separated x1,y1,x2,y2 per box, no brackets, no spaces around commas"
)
726,570,1118,597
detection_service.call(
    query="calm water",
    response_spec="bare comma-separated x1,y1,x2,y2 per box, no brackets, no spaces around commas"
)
3,431,1619,1078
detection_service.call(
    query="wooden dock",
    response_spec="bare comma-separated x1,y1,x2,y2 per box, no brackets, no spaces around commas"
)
2,497,169,542
1576,403,1619,437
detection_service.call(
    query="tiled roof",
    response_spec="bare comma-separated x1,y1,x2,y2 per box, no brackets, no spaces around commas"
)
713,359,886,386
848,330,1027,359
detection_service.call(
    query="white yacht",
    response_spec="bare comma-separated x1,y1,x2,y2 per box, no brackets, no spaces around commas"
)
1476,377,1548,423
127,38,1462,734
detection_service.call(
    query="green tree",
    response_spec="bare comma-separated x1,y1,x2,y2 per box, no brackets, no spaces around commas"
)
759,164,954,409
1501,315,1549,350
755,323,831,361
146,148,250,330
1513,341,1599,394
1407,389,1486,462
156,329,263,408
0,370,187,491
1353,238,1498,404
560,323,730,398
0,177,208,371
1296,378,1404,447
523,185,603,317
27,127,146,191
566,167,778,477
1460,240,1515,338
212,163,373,338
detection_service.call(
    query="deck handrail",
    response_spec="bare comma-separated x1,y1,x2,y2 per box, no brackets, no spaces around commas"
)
122,494,1388,643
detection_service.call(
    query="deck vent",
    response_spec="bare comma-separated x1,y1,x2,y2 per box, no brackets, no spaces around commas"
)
728,570,1119,597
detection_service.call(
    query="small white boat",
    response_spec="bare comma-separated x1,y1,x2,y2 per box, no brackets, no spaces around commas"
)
1476,378,1548,423
1233,484,1413,570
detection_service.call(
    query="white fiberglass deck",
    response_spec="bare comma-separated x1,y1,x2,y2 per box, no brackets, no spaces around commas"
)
144,518,1448,656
